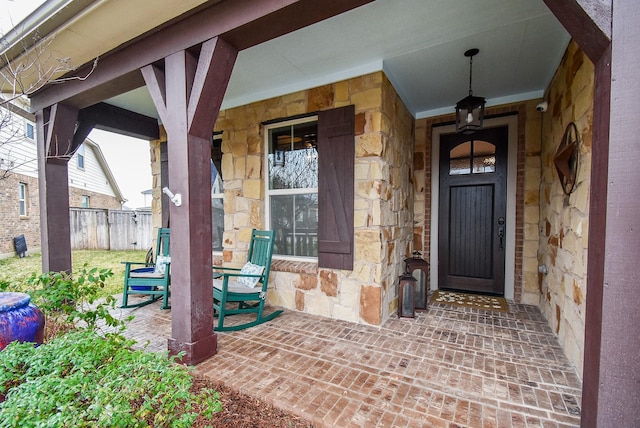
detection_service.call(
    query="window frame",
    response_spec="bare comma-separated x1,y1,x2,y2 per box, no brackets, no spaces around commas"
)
81,195,90,208
76,144,85,170
18,182,27,216
211,159,224,253
24,121,35,141
264,115,319,262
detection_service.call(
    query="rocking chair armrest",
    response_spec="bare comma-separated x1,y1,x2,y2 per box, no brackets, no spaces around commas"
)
215,272,264,278
212,265,242,272
122,261,154,267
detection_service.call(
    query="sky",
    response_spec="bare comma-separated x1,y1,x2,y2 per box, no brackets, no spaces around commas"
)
1,1,154,210
0,0,44,34
89,129,152,210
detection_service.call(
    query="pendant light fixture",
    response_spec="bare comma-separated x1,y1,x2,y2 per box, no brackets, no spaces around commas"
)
455,48,486,134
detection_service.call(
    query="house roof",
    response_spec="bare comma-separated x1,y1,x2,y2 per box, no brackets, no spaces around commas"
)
0,0,570,121
83,138,126,204
0,100,125,203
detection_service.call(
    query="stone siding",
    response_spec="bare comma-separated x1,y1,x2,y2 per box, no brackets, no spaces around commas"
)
538,41,593,378
213,71,414,325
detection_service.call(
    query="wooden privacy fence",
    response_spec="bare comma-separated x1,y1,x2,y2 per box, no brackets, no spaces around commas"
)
70,208,153,251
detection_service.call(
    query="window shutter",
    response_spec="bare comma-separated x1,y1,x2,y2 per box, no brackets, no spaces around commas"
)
318,105,355,270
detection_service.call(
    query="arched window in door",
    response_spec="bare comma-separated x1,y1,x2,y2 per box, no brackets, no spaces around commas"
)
449,140,496,175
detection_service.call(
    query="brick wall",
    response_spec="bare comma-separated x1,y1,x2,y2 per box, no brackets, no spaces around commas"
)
0,172,122,257
0,173,40,255
69,188,122,210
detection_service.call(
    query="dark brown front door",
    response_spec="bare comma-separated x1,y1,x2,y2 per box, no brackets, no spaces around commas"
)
438,126,508,295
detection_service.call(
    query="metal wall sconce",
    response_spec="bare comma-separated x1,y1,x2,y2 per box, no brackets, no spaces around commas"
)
455,48,486,134
162,186,182,207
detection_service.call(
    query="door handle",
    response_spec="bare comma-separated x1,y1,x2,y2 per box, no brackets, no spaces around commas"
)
498,217,505,251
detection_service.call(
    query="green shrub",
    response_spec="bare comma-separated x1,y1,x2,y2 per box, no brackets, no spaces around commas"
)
0,266,223,426
1,264,129,335
26,265,128,334
0,330,222,427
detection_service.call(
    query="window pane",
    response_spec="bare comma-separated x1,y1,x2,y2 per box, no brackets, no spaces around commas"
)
449,140,496,175
450,142,471,175
211,160,224,251
268,122,318,190
18,183,26,216
25,123,34,139
472,140,496,173
212,198,224,251
271,193,318,257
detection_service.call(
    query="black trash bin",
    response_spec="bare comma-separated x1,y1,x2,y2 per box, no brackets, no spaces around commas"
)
13,235,27,258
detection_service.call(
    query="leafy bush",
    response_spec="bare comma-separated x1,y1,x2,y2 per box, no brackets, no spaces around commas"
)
27,265,128,334
0,330,222,427
0,265,223,426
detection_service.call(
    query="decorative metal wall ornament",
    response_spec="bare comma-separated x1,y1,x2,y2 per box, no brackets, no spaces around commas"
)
554,122,580,195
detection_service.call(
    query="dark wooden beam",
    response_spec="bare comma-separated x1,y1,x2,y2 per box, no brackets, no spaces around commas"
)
142,38,238,365
79,102,160,140
587,0,640,425
581,44,610,428
36,103,78,274
544,0,611,63
30,0,373,111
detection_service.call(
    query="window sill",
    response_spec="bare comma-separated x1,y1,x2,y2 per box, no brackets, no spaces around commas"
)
271,259,318,275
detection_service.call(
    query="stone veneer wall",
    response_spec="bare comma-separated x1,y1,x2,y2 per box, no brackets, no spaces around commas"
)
213,71,414,325
149,127,167,235
538,41,593,378
414,101,543,305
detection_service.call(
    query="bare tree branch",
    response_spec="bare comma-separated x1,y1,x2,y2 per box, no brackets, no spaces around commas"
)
0,27,99,180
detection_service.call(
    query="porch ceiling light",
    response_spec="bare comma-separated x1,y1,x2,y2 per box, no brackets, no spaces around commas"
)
455,48,486,134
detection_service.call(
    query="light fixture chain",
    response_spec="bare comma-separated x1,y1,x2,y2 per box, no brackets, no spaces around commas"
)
468,55,473,96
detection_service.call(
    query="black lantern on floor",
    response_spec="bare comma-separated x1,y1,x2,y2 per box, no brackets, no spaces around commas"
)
398,272,417,318
455,48,485,134
404,251,429,310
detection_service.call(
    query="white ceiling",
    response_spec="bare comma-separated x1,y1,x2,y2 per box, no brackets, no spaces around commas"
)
107,0,570,120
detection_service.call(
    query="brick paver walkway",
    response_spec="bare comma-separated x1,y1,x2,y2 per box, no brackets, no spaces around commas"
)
119,297,582,427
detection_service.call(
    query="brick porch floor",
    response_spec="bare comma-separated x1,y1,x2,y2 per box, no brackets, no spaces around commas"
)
118,297,582,427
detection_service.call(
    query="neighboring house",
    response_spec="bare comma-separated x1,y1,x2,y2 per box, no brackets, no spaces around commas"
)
0,1,636,423
0,101,125,257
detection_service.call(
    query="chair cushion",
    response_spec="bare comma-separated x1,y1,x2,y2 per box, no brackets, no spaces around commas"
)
130,267,164,278
154,255,171,275
213,279,262,294
237,262,264,288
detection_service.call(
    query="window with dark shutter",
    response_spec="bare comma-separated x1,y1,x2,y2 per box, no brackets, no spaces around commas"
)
317,105,355,270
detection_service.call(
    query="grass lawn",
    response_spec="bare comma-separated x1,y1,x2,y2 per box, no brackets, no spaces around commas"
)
0,250,147,298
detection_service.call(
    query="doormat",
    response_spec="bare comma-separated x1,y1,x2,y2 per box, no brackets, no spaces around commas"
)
430,290,509,313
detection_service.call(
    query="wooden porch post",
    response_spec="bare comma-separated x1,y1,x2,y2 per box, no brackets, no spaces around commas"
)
35,103,81,274
546,1,640,426
142,37,237,365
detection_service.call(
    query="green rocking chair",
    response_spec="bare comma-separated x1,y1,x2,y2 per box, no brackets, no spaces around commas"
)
212,229,282,331
121,227,171,309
